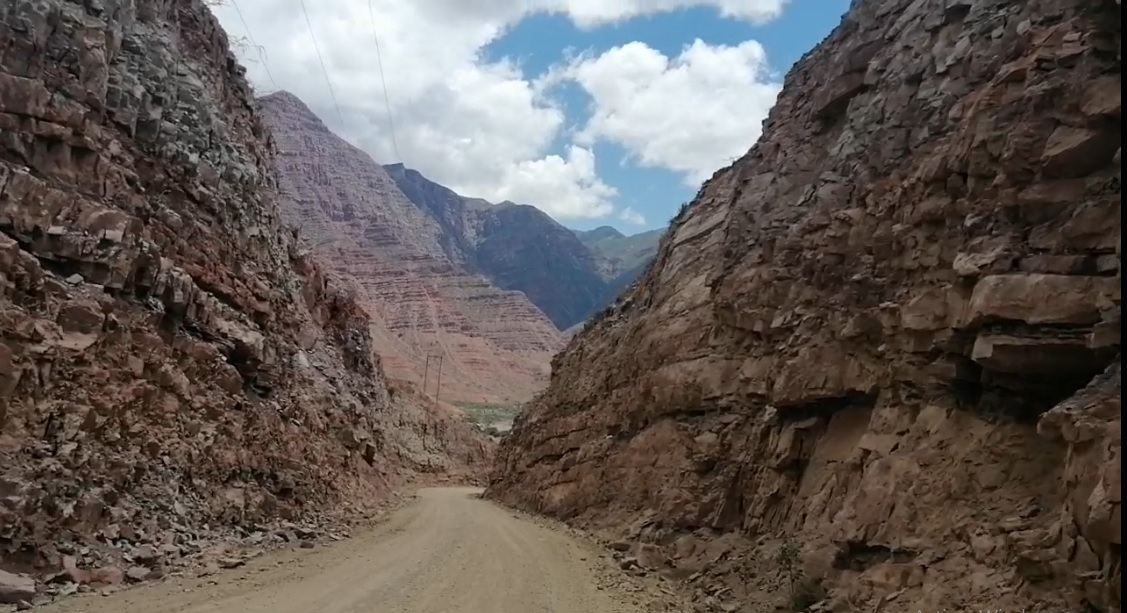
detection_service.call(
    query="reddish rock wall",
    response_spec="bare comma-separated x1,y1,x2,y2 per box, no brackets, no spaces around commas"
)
489,0,1121,610
260,92,563,404
0,0,488,587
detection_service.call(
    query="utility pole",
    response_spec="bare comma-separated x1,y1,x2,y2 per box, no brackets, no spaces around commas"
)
434,354,443,405
421,353,443,403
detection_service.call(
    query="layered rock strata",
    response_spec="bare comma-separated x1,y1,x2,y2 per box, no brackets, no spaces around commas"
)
489,0,1122,610
384,163,616,332
260,92,563,403
0,0,488,590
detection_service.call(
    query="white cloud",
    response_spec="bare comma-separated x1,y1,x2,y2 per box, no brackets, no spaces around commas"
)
558,40,783,187
619,207,647,226
556,0,788,28
406,0,790,29
493,146,617,219
210,0,787,220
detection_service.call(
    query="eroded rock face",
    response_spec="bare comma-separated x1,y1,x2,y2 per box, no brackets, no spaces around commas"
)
383,163,616,331
259,92,563,403
489,0,1121,610
0,0,488,582
383,167,667,332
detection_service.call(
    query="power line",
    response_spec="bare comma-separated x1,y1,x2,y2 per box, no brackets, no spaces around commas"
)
297,0,346,125
367,0,402,162
228,0,279,92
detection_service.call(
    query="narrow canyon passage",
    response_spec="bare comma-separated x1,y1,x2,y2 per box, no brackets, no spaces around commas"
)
36,488,647,613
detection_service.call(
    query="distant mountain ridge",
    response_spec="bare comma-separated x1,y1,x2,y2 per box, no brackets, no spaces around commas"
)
259,91,563,403
383,164,665,330
577,226,626,242
575,226,665,296
258,89,663,404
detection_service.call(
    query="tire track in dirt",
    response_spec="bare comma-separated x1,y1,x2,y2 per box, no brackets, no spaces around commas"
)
39,487,649,613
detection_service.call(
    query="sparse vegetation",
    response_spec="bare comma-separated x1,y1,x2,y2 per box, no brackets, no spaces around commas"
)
480,425,504,438
454,401,521,438
775,538,800,589
775,538,822,611
670,201,691,224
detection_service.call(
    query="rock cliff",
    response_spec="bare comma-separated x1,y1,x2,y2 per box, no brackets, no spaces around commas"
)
259,92,564,403
0,0,488,591
489,0,1122,611
384,164,616,330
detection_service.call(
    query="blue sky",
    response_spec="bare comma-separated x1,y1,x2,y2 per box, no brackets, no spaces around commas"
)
217,1,853,237
482,2,850,233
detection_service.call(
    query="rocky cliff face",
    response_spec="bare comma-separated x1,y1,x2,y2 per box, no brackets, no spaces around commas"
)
384,164,615,330
489,0,1122,611
259,93,564,403
472,203,612,329
0,0,488,588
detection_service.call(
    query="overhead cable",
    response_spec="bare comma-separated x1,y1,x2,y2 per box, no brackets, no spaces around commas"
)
367,0,402,162
298,0,347,125
229,0,280,92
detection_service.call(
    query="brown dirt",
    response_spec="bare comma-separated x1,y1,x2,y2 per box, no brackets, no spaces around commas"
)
37,488,653,613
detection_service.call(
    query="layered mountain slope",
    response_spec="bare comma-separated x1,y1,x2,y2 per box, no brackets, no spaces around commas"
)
0,0,490,580
384,164,616,330
576,226,665,294
260,93,563,403
472,203,611,329
490,0,1121,611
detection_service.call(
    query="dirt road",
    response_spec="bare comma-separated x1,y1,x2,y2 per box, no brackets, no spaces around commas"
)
40,487,649,613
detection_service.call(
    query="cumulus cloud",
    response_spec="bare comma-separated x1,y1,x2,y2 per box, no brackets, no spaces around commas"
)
407,0,790,29
558,40,783,186
210,0,786,220
556,0,787,28
619,207,647,226
491,146,617,218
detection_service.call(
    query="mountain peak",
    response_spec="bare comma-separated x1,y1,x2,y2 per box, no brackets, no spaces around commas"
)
258,91,332,133
259,90,311,112
578,226,625,242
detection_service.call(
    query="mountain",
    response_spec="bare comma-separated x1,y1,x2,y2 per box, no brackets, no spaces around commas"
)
259,92,564,404
489,1,1121,611
383,164,613,330
0,0,488,582
576,226,626,242
382,164,668,329
576,226,665,288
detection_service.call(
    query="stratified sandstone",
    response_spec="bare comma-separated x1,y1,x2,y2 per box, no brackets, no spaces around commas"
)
490,0,1121,611
0,0,487,591
260,92,564,403
384,163,616,332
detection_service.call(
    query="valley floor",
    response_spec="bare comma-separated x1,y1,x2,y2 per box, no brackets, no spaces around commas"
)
36,488,654,613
